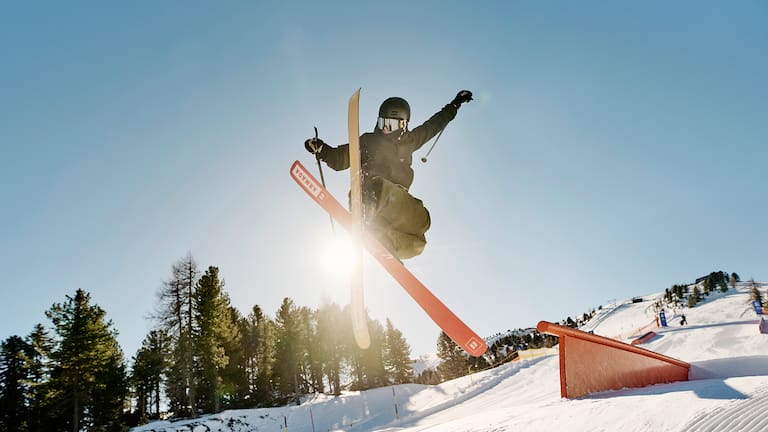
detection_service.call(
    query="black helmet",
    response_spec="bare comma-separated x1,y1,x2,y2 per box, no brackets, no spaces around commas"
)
378,97,410,121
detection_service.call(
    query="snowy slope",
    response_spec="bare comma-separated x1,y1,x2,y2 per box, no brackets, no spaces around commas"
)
132,284,768,432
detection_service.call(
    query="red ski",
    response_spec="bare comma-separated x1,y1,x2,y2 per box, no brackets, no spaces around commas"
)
290,160,487,357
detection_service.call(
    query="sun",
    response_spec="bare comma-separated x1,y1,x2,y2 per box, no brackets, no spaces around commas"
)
318,233,359,279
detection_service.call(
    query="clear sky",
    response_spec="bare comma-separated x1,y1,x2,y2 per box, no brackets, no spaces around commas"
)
1,2,766,360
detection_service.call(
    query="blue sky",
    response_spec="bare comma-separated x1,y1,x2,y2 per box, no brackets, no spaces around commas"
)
1,1,766,359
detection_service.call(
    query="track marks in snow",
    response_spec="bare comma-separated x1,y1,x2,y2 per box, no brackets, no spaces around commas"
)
680,384,768,432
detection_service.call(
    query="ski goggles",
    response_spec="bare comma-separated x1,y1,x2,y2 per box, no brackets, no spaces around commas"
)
377,117,407,133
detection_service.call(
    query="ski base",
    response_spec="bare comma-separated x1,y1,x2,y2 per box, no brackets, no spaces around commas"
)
347,88,370,349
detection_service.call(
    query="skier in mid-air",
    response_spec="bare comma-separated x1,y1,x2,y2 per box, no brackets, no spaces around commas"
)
304,90,473,259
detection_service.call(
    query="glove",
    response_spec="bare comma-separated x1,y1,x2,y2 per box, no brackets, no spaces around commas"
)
304,137,325,155
451,90,473,108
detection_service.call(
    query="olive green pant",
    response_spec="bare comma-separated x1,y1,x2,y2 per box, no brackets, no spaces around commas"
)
364,177,431,259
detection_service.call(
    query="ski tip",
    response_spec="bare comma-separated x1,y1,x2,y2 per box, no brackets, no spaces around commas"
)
465,337,488,357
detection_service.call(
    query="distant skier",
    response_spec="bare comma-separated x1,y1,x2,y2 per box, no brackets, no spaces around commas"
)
680,315,687,326
304,90,473,259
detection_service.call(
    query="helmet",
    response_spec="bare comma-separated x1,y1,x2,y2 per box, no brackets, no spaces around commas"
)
378,97,410,121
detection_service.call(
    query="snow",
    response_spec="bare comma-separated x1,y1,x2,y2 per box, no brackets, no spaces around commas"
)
131,284,768,432
411,352,441,376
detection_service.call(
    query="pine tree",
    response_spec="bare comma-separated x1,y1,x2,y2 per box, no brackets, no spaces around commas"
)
23,324,52,432
730,272,740,289
315,303,345,396
45,289,127,432
687,286,700,308
383,319,413,385
218,306,247,409
0,335,31,432
165,333,191,416
670,284,687,304
703,271,729,294
750,280,762,306
359,319,387,390
89,346,128,431
341,304,365,390
131,330,170,423
243,305,275,406
154,254,199,417
300,307,324,394
342,305,387,391
436,332,469,381
178,254,199,417
717,271,729,293
193,266,236,413
273,298,304,404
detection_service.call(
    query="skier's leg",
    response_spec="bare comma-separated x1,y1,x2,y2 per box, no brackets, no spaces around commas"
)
374,178,431,236
384,230,427,259
364,176,430,259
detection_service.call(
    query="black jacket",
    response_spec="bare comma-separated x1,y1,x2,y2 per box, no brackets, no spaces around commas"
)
318,103,458,190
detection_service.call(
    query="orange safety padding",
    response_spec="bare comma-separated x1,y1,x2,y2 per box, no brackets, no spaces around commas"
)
537,321,690,398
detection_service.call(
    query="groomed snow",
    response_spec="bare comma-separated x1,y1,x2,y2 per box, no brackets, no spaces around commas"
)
132,284,768,432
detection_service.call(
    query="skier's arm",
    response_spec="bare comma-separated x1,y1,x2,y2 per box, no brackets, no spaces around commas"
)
319,143,350,171
407,90,473,152
406,104,458,152
304,137,350,171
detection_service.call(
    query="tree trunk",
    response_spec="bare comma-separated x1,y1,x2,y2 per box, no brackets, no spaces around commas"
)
72,387,79,432
293,371,300,405
187,266,196,417
155,379,161,417
214,376,221,413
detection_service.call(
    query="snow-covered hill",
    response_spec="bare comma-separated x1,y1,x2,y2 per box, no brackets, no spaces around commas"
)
132,284,768,432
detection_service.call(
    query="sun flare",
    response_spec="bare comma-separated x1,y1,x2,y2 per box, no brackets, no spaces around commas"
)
319,234,359,279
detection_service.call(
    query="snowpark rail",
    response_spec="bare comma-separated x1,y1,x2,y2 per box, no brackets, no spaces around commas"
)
537,321,690,398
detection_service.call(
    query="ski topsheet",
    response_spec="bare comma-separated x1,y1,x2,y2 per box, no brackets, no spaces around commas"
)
348,88,370,349
290,160,488,357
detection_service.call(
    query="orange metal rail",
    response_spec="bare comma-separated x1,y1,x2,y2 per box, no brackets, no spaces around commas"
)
537,321,690,398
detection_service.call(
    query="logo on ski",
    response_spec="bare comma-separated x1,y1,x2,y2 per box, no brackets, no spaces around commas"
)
292,163,325,200
467,337,482,352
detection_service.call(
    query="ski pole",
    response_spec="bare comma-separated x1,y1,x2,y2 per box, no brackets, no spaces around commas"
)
420,125,447,163
313,127,336,234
